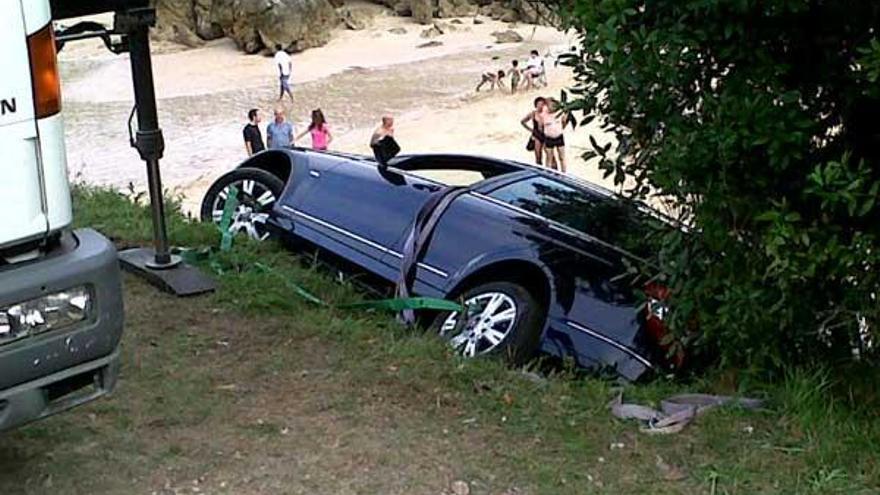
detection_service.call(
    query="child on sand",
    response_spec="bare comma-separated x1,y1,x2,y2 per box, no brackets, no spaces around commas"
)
476,70,506,92
297,109,332,151
510,60,521,93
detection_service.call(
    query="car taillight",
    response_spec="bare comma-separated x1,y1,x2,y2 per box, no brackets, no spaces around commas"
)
28,24,62,119
644,282,684,368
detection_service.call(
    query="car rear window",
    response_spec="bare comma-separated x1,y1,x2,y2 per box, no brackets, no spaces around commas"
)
486,176,664,257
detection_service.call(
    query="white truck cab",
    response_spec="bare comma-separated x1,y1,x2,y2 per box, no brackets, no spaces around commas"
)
0,0,123,432
1,0,72,260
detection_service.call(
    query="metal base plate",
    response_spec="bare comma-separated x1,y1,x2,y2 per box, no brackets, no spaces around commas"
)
118,247,216,297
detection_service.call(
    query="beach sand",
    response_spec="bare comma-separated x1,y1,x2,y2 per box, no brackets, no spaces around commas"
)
58,5,619,214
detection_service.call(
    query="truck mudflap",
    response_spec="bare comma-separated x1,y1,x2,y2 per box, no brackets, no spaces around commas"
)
0,228,124,431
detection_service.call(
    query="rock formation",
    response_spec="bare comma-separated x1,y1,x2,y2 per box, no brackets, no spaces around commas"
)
154,0,338,53
152,0,557,53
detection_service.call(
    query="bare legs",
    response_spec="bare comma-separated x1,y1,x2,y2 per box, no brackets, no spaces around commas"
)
544,145,557,170
544,145,566,172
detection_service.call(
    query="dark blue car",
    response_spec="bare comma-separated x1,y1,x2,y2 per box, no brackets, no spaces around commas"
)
200,149,675,381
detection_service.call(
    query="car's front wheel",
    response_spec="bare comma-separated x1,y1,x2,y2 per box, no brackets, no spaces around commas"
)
200,167,284,242
432,281,545,365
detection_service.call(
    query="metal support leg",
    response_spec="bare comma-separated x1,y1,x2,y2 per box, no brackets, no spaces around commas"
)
124,17,178,269
115,8,214,296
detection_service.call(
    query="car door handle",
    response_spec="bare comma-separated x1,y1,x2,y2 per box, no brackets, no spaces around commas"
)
309,170,321,178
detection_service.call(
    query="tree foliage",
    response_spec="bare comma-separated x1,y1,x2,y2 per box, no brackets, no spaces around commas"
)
556,0,880,373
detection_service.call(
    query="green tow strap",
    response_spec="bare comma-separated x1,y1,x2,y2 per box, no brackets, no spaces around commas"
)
218,185,239,252
340,297,462,312
252,262,462,313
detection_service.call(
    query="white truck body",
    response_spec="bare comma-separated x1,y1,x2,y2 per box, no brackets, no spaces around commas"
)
0,0,123,433
0,0,72,254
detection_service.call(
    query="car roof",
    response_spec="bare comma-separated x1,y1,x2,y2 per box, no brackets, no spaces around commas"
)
289,148,683,229
292,148,620,197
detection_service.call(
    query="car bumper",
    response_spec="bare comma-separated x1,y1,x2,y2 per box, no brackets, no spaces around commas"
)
0,229,124,432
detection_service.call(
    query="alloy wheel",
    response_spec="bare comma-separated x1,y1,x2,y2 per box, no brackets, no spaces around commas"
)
439,292,518,358
210,179,277,241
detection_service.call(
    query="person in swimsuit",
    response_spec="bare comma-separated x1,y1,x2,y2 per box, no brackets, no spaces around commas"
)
521,96,547,166
297,108,332,151
540,99,567,173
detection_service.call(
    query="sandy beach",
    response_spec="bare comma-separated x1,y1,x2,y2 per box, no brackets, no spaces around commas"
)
58,5,618,214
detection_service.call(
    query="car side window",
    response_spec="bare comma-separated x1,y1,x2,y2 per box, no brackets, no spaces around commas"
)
486,176,660,256
486,177,600,233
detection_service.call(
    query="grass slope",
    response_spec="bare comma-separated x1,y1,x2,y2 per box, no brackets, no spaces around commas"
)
0,186,877,494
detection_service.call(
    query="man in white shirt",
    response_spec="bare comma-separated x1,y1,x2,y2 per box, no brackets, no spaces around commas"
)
525,50,547,89
274,44,293,102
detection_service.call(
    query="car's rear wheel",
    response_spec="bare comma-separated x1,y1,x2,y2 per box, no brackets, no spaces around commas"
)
200,167,284,242
431,281,545,365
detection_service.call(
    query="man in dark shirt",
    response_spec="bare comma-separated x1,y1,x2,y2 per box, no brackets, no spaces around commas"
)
243,108,265,156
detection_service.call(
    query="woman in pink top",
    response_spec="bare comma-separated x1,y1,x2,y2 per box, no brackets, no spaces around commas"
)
298,108,332,151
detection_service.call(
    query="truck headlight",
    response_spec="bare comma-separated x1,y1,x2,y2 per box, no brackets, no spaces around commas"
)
0,286,92,345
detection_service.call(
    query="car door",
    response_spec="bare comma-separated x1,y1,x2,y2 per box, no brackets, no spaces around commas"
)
288,158,435,281
380,168,539,294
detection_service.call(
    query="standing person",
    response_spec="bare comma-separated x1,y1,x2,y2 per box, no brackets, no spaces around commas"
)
370,114,400,164
540,99,567,173
371,114,395,146
520,97,547,166
296,108,333,151
509,59,522,93
242,108,264,156
274,44,293,102
266,108,294,149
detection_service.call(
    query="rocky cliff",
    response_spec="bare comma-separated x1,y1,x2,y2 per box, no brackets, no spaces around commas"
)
153,0,556,53
154,0,338,53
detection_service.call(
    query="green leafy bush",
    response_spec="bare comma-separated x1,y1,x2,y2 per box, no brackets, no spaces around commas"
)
555,1,880,374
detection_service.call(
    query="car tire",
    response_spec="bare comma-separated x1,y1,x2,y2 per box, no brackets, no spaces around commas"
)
431,281,545,365
200,167,285,242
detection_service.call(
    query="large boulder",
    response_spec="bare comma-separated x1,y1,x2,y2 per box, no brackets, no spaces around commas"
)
193,0,225,40
339,7,370,30
410,0,434,24
436,0,473,17
153,0,204,47
491,29,523,43
513,0,557,25
155,0,338,54
227,0,337,53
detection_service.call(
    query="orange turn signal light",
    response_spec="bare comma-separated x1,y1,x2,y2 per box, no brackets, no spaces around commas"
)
28,24,62,119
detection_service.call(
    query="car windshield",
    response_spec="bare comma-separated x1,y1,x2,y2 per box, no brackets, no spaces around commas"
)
486,176,665,259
